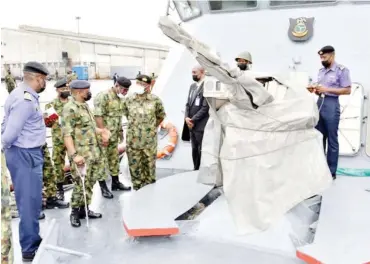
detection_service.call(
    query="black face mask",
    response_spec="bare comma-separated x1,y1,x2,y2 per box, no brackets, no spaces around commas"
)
60,91,70,99
192,75,200,82
321,60,331,68
37,79,46,93
84,91,92,101
237,63,248,71
37,87,45,94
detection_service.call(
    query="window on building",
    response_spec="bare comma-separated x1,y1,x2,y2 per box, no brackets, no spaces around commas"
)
173,1,202,21
209,0,257,11
269,0,336,7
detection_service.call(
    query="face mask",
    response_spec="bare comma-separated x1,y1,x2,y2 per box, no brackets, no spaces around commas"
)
192,75,200,82
37,78,46,93
84,91,92,101
136,86,145,95
60,91,70,99
117,93,125,99
237,63,248,71
321,60,330,68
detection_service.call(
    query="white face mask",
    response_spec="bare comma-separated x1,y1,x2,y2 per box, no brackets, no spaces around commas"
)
135,86,145,95
117,93,125,99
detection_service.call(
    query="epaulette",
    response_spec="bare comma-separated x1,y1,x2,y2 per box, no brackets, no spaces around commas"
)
338,64,345,70
24,92,32,101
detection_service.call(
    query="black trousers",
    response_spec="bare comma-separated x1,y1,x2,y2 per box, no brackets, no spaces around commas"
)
190,131,204,171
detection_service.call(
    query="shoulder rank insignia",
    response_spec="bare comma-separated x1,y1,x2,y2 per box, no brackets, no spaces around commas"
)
24,92,32,101
338,64,345,70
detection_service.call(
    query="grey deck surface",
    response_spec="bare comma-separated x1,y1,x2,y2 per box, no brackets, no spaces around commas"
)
121,171,213,232
297,177,370,264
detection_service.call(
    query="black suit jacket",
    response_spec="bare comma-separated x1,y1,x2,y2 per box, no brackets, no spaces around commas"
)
181,82,210,141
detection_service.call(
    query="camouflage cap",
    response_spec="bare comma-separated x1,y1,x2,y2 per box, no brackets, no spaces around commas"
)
54,78,68,88
116,77,132,88
136,74,152,85
23,61,49,76
69,80,90,89
318,45,335,55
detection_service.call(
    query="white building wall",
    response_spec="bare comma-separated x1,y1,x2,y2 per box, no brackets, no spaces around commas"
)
1,28,169,79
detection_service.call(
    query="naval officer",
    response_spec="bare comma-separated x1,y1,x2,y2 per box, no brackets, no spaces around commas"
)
1,61,49,262
308,45,352,179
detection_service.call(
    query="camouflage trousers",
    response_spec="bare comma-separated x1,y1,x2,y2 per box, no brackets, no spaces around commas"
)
70,159,103,208
1,151,13,264
52,134,67,184
98,133,120,181
126,145,157,191
42,145,57,199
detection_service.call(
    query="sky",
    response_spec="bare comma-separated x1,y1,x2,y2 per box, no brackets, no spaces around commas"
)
0,0,175,46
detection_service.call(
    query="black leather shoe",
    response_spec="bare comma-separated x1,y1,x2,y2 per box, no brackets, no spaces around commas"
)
56,182,65,201
39,212,45,220
79,207,102,219
22,252,36,262
70,208,81,227
22,238,42,262
99,181,113,199
111,177,131,191
46,197,69,209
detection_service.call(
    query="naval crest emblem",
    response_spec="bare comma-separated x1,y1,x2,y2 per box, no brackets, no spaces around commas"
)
288,17,314,42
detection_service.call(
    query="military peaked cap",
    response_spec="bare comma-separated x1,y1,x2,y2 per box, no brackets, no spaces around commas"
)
23,61,49,76
54,78,68,88
318,45,335,55
69,80,90,89
136,74,152,85
116,77,132,88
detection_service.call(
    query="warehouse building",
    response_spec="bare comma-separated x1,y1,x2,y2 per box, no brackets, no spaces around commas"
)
1,25,169,79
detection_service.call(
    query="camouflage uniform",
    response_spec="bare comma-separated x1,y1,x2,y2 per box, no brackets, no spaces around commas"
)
122,93,166,190
1,151,13,264
93,90,123,179
4,73,16,94
45,99,69,185
42,144,57,198
61,97,103,208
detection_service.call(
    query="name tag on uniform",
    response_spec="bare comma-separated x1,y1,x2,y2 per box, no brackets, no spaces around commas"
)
195,97,200,106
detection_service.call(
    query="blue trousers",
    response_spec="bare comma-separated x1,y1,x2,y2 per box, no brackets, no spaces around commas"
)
4,146,43,254
316,96,340,176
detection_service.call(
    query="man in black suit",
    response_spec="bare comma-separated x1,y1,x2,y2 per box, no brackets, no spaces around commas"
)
182,66,210,170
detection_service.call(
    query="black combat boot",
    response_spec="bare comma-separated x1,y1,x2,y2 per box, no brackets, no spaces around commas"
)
56,182,65,201
70,208,81,227
46,197,69,209
111,176,131,191
78,206,102,219
99,180,113,199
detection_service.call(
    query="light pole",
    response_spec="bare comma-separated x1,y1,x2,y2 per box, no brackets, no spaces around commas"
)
75,16,81,34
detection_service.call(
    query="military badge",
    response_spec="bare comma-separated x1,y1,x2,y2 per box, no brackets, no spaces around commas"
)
288,17,314,42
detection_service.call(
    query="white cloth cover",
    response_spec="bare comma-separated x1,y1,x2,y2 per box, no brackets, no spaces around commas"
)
158,16,332,234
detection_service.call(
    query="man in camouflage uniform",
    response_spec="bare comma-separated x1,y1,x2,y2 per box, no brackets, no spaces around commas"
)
1,151,13,264
44,78,71,201
122,74,166,190
41,144,69,209
62,80,110,227
94,77,132,198
5,70,16,94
